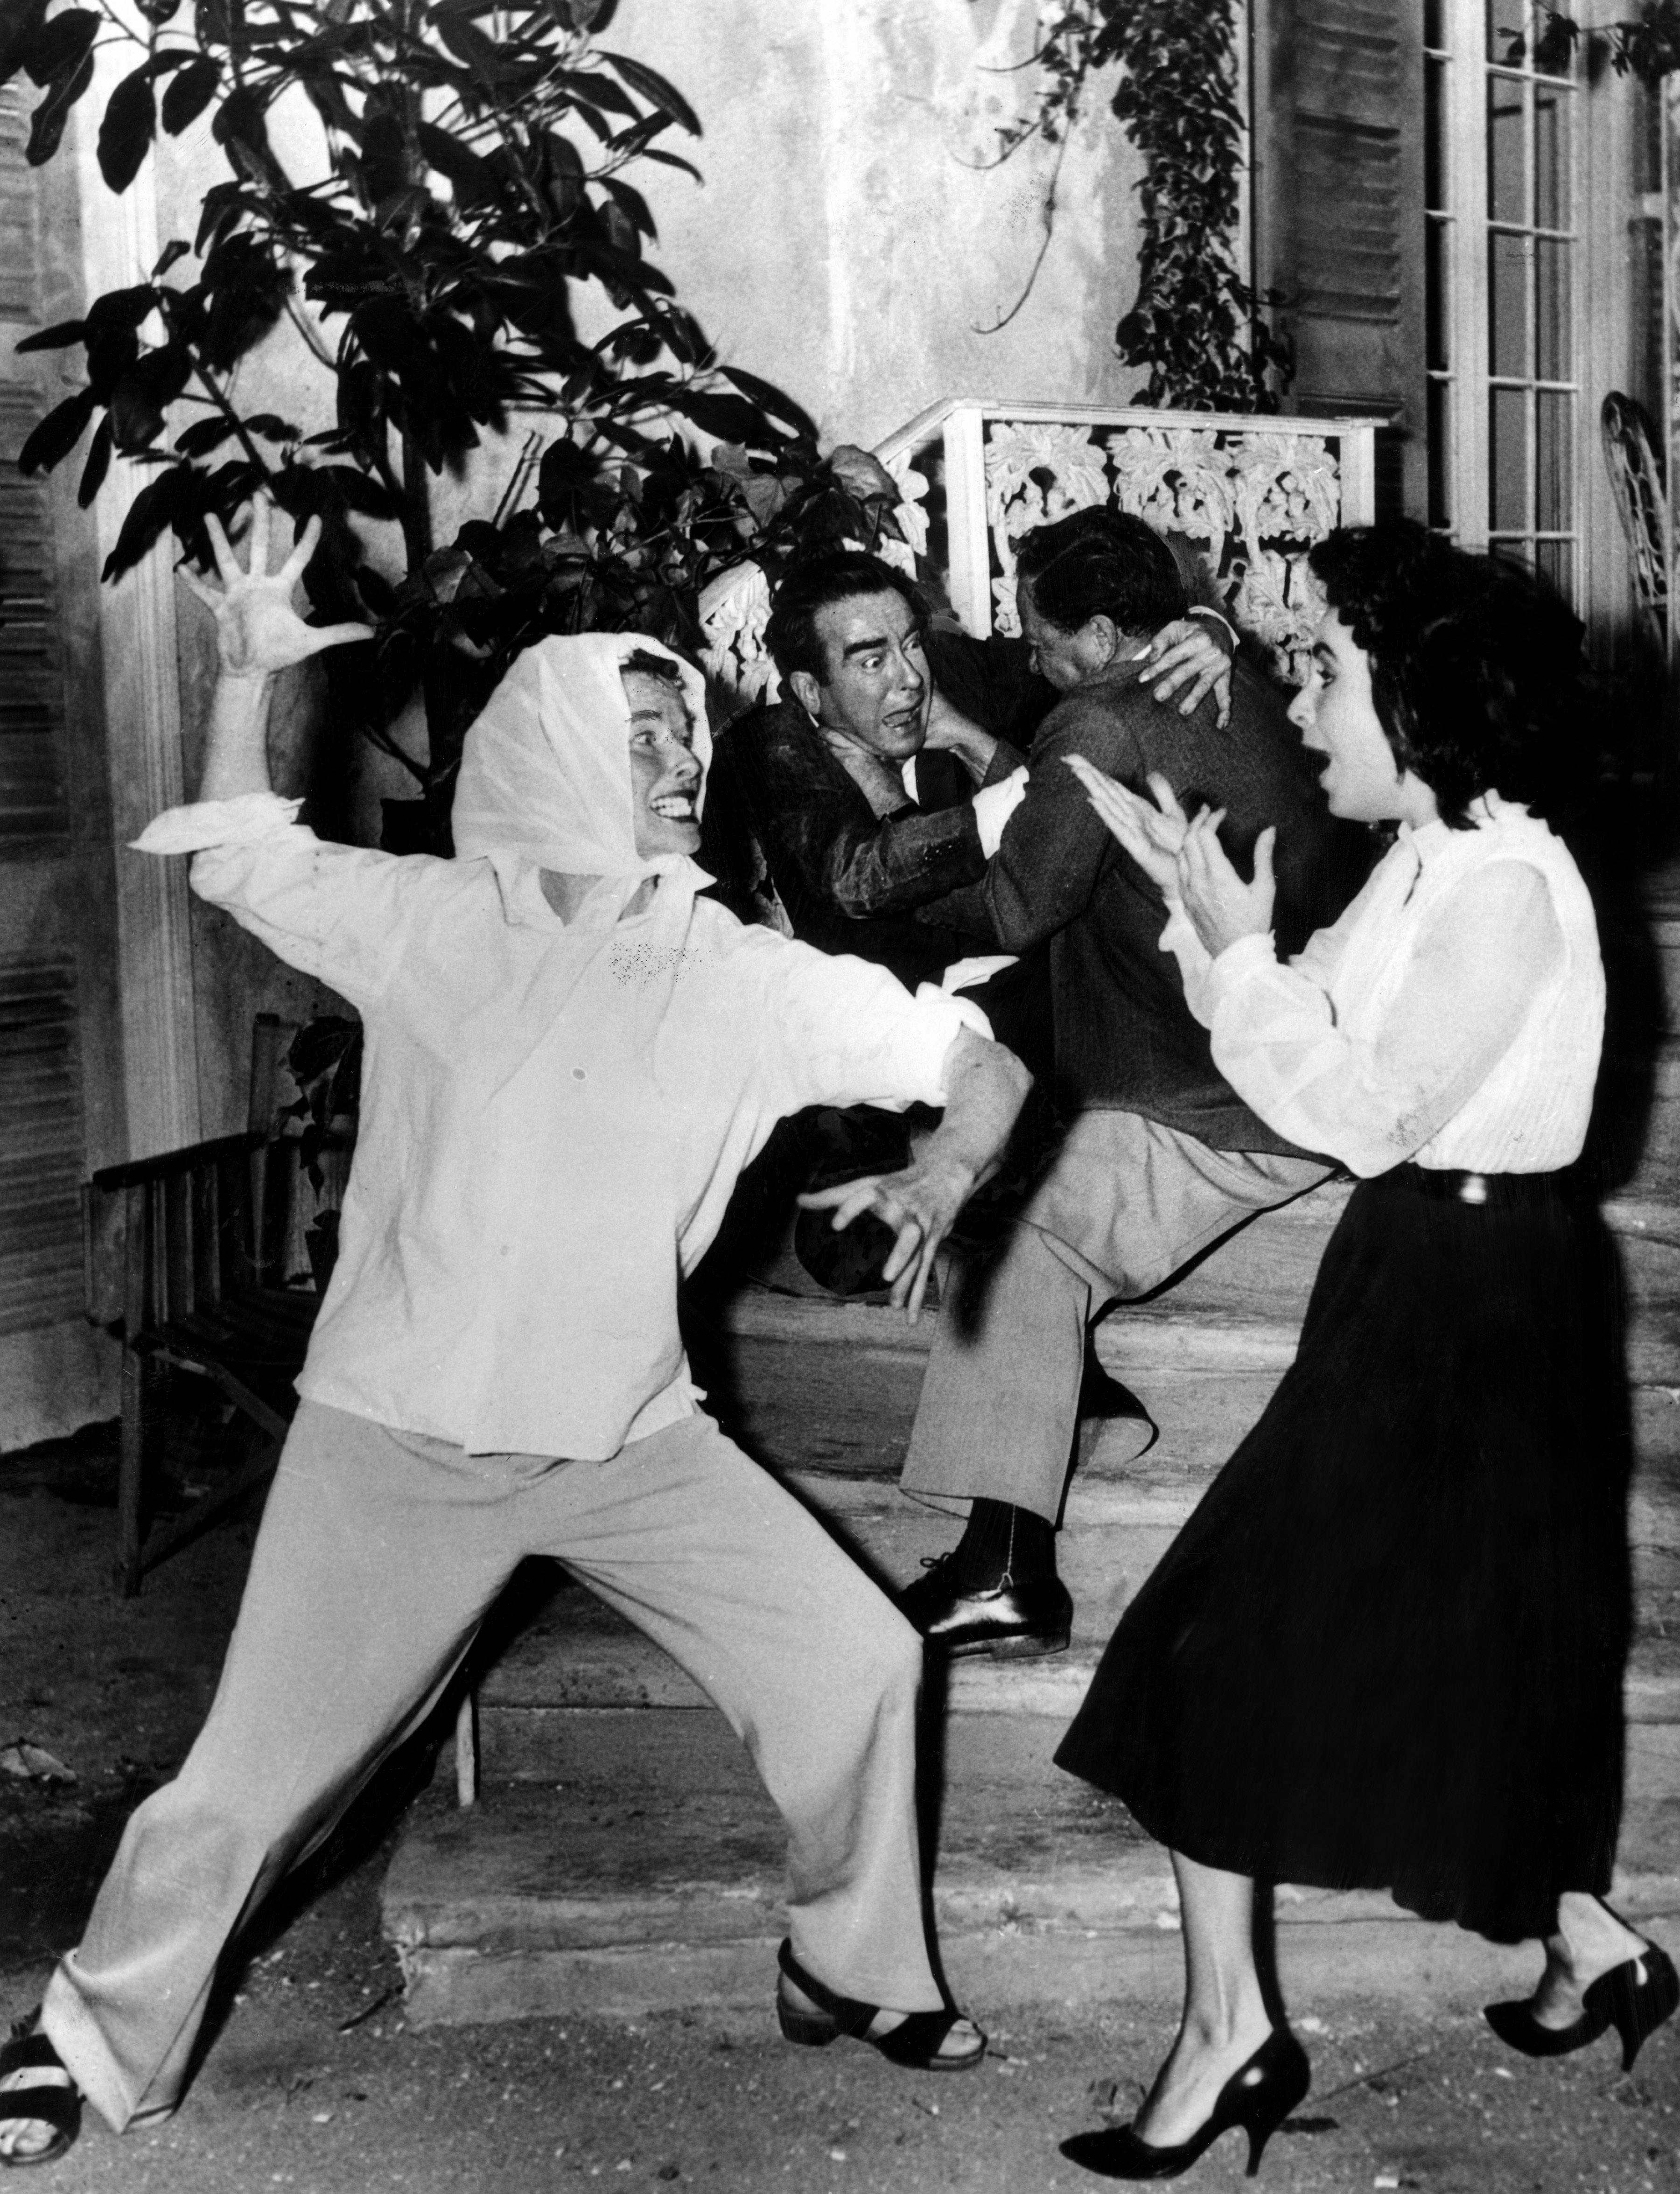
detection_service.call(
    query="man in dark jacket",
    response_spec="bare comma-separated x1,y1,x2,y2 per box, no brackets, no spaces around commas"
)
709,549,1037,990
896,509,1370,1656
709,548,1233,993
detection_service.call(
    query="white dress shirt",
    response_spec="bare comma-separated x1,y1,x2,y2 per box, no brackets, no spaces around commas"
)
898,754,1028,857
145,796,982,1457
1159,797,1604,1177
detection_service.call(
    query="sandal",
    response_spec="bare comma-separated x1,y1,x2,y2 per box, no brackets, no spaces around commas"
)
0,2019,80,2169
775,1940,986,2072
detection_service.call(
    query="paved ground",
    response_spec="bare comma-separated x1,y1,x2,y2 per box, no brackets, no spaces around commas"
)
3,1405,1678,2192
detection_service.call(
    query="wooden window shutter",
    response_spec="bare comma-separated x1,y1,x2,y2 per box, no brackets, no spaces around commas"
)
0,81,91,1332
1254,0,1427,513
0,955,84,1331
0,83,68,845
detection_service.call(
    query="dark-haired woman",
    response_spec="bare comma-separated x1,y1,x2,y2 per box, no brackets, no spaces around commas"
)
1051,522,1675,2181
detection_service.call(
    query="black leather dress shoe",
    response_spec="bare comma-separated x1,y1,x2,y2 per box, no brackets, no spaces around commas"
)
900,1558,1073,1658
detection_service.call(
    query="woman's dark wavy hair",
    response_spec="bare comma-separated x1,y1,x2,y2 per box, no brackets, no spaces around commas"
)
1307,520,1593,828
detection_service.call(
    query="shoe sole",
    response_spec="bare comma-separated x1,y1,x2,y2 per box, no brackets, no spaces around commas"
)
934,1628,1072,1661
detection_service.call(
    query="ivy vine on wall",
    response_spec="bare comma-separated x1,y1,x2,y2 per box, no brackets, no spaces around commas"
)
1510,2,1680,79
988,0,1288,412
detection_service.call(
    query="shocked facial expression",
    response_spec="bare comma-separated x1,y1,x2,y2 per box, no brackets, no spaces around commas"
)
624,668,702,858
1288,610,1421,825
793,590,931,761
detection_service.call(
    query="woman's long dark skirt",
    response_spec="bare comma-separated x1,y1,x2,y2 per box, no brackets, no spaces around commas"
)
1054,1166,1633,1943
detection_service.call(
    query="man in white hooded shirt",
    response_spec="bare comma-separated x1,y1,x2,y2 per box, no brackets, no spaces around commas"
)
0,503,1029,2165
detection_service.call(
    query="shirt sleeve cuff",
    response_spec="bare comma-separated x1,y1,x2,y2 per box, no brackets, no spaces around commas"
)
1204,929,1279,1015
908,982,993,1101
130,792,304,856
971,766,1029,859
1186,602,1237,649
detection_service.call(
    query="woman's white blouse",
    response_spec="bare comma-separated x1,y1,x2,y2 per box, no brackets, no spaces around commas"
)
1160,797,1605,1177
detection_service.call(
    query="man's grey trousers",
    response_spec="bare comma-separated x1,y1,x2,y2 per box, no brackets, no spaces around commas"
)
903,1109,1331,1521
43,1400,941,2132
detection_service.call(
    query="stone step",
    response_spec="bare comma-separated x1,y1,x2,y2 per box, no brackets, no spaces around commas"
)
387,1703,1680,2028
470,1572,1680,1760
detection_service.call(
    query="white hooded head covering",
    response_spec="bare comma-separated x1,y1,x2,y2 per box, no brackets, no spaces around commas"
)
455,629,712,896
452,631,715,1080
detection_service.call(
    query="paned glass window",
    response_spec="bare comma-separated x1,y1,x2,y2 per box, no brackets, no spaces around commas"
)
1424,4,1580,597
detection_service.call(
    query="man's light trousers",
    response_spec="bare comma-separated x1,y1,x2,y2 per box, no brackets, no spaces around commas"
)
903,1108,1331,1522
43,1400,940,2131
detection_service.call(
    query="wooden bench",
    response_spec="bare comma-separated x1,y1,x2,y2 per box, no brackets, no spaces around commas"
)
82,1016,339,1599
82,1014,481,1801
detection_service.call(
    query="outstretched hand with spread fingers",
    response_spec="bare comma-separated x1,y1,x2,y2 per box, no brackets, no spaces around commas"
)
181,498,374,680
1176,806,1277,957
1064,757,1190,900
796,1147,977,1325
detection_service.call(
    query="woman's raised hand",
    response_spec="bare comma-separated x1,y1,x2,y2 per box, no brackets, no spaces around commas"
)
181,497,374,679
1176,807,1276,957
1064,756,1188,900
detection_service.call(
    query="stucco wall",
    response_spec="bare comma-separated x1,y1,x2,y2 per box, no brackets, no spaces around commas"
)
607,0,1144,443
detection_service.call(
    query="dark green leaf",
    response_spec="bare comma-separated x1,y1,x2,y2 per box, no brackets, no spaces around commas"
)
174,415,238,457
26,50,93,164
212,83,283,189
556,66,638,119
17,385,97,473
435,12,501,74
161,53,219,135
597,49,700,134
0,0,47,93
77,414,112,505
134,0,180,20
14,316,86,353
20,6,94,88
354,563,398,616
98,65,158,193
320,464,403,519
638,146,702,182
721,366,815,440
84,285,160,336
663,389,766,443
597,196,639,257
242,412,301,443
194,182,251,254
107,343,191,446
599,174,653,236
416,119,494,204
605,111,670,160
152,238,191,279
101,465,194,577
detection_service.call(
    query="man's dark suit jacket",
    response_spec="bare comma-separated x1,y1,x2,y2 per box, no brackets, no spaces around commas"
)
712,699,1027,989
926,657,1371,1156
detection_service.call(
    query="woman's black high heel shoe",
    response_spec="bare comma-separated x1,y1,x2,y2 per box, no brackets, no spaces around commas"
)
773,1940,987,2072
1485,1941,1679,2073
1060,2026,1310,2180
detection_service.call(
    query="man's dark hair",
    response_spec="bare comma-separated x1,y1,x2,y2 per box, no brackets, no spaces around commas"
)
1308,521,1593,827
765,549,927,685
620,647,687,690
1013,508,1187,638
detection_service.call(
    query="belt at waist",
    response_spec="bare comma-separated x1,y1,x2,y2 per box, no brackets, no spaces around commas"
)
1388,1162,1581,1209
